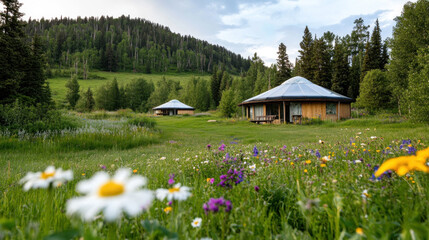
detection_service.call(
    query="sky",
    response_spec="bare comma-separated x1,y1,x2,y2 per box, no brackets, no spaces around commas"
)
20,0,412,65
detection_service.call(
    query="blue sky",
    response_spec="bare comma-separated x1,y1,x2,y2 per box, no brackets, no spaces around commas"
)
20,0,411,65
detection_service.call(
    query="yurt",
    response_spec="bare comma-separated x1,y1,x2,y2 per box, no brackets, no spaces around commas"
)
238,76,353,124
153,99,195,116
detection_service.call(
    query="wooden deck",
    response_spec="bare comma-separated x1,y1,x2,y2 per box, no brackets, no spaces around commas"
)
250,115,277,124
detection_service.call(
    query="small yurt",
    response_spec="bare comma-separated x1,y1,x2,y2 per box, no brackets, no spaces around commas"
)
153,99,195,116
238,76,353,124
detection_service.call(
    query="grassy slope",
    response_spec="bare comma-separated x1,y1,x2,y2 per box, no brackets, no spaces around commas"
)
48,71,211,104
1,115,429,239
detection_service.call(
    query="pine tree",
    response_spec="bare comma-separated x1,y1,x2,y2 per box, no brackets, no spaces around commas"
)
297,26,314,80
311,37,332,89
361,19,384,82
65,75,80,109
331,40,350,96
275,42,292,86
76,87,95,112
218,89,237,118
210,66,221,106
350,18,370,56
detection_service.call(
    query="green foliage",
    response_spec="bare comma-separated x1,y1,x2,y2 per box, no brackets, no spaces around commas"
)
127,116,157,129
95,79,121,111
297,26,314,80
388,0,429,111
331,40,350,96
403,47,429,122
76,88,95,112
275,43,292,86
181,77,211,111
218,89,238,117
125,78,154,112
65,75,80,108
24,16,250,75
0,99,78,133
311,37,332,89
147,77,181,109
356,69,391,112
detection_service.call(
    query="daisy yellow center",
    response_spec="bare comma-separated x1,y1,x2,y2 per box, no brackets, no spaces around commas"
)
168,187,180,193
194,220,199,225
99,181,125,197
41,172,55,179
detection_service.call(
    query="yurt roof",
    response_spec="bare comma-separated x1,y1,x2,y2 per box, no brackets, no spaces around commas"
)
153,99,195,110
241,76,353,104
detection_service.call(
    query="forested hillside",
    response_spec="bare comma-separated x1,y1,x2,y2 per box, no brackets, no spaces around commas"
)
24,15,251,75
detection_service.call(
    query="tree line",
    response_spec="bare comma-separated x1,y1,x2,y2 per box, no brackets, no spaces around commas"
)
24,16,251,76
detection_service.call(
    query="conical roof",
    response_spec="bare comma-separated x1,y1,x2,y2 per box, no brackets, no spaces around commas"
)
153,99,195,110
242,76,353,103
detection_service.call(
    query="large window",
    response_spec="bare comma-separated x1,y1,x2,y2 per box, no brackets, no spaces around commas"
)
326,103,337,115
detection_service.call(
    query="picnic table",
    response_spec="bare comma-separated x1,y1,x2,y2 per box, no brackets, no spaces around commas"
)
250,115,277,124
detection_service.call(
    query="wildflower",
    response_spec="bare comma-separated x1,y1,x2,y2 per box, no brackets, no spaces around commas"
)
100,165,106,170
315,150,321,158
160,157,166,160
66,168,153,222
304,169,308,173
82,173,86,176
218,144,226,151
20,166,73,191
207,144,211,150
356,228,364,235
164,206,172,214
321,156,331,163
375,147,429,177
203,197,232,214
254,185,260,192
320,164,327,167
218,169,244,188
305,160,311,164
319,140,324,144
133,169,138,173
156,183,191,201
168,174,175,185
191,217,202,228
361,190,370,199
370,136,377,139
290,162,294,166
354,159,362,164
249,164,256,171
253,146,259,157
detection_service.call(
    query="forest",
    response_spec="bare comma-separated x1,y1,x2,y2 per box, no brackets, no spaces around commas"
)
24,16,251,75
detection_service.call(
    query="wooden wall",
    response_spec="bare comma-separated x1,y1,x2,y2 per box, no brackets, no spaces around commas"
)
178,110,194,115
302,102,351,121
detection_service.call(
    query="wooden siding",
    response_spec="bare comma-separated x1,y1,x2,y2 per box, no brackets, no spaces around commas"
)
339,103,351,119
302,102,325,120
177,110,194,115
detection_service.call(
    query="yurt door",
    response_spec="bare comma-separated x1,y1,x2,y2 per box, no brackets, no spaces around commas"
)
289,103,302,122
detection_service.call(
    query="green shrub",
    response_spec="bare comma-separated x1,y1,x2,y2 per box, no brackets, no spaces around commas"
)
127,117,157,129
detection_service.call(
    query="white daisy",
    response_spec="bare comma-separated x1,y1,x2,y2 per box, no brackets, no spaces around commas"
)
66,168,153,222
191,217,202,228
155,183,191,201
20,166,73,191
370,136,377,139
249,164,256,171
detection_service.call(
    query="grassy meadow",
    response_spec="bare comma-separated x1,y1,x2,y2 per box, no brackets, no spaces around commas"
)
1,113,429,239
48,71,211,105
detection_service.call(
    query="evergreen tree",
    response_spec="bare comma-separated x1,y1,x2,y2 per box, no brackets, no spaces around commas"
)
210,66,221,106
108,78,120,110
331,40,350,96
125,78,154,112
275,42,292,86
218,89,237,118
348,53,362,99
76,87,95,112
361,19,384,82
311,37,332,89
65,75,80,108
350,18,370,56
297,26,314,80
0,0,50,106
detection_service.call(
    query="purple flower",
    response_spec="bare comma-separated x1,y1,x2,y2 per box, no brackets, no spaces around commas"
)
203,197,232,214
168,174,175,185
408,146,417,155
207,144,211,150
217,169,245,188
315,150,321,159
100,165,106,170
253,146,259,157
209,178,215,184
219,144,226,151
254,185,260,192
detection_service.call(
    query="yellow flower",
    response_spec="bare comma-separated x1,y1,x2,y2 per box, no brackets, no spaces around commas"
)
133,169,138,173
305,160,311,164
298,154,303,158
164,206,172,213
352,143,356,146
376,150,380,153
386,147,390,150
304,169,308,173
356,227,364,235
375,147,429,177
290,162,294,165
320,164,327,167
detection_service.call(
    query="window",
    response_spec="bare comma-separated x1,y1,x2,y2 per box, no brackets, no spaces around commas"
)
326,103,336,115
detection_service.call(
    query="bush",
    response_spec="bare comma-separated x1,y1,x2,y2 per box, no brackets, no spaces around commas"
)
356,69,391,113
0,100,78,133
127,117,157,129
